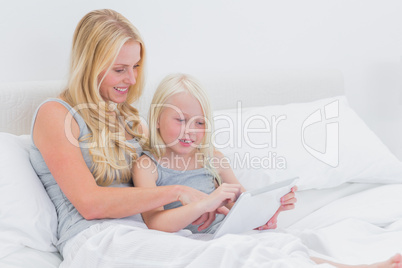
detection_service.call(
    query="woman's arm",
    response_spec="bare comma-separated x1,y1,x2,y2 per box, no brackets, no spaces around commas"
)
133,156,241,232
33,101,196,220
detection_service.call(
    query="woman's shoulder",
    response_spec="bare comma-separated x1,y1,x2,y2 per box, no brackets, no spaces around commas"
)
36,98,73,121
34,98,80,142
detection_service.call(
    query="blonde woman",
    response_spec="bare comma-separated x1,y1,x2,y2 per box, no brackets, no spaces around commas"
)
133,73,401,268
30,9,226,263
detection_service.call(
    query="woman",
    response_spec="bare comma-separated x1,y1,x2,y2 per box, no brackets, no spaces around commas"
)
30,8,239,256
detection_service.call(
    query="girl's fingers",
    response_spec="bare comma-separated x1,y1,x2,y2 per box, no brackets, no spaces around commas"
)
192,213,209,225
281,194,297,205
281,192,295,201
281,197,297,205
198,212,215,231
280,203,295,211
216,206,230,215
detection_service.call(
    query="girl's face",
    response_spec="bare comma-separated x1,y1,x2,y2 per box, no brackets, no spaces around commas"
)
158,92,206,157
98,41,141,103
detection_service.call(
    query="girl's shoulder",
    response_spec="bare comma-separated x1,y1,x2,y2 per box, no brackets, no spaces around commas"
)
133,152,159,184
213,150,229,163
136,152,158,169
211,150,231,172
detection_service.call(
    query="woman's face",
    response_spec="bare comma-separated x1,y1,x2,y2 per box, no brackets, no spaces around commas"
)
98,41,141,103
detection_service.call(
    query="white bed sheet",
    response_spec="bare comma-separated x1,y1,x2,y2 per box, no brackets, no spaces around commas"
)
279,182,381,228
0,182,384,268
289,183,402,265
56,182,402,267
0,247,62,268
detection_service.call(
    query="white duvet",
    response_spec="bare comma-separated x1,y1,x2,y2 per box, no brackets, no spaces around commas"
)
58,184,402,268
290,184,402,265
2,95,402,267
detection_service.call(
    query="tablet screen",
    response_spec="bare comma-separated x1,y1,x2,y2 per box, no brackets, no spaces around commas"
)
213,177,298,238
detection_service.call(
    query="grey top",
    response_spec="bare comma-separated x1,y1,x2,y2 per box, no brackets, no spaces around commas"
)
142,151,225,234
29,98,143,254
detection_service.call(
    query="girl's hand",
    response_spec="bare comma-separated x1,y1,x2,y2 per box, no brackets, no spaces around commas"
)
257,186,298,230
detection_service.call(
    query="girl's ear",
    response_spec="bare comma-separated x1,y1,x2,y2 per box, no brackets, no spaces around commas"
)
157,119,160,129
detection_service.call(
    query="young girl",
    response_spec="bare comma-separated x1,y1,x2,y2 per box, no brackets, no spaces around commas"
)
133,73,402,268
133,73,296,234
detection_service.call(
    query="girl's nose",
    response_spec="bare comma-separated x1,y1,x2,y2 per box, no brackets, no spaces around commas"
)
185,121,196,134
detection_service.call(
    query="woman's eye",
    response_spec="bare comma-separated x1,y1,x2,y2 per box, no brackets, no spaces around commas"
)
133,64,140,69
176,118,185,122
196,121,205,126
115,68,125,73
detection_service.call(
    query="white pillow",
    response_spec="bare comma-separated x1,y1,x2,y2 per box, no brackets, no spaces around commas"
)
213,96,402,190
0,133,58,258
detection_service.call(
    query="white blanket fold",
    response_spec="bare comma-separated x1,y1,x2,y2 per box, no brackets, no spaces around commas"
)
61,184,402,267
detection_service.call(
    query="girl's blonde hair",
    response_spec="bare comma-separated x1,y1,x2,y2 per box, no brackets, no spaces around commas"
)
148,73,221,185
60,9,147,186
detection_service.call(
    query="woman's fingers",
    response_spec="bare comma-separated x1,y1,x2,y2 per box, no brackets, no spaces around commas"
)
179,186,208,206
205,183,242,211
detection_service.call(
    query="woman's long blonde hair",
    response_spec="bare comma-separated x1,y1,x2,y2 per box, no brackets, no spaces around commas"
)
60,9,147,186
148,73,221,185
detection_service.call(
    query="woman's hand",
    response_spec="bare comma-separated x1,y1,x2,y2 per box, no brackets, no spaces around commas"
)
196,183,242,231
200,183,242,212
257,186,298,230
179,183,242,231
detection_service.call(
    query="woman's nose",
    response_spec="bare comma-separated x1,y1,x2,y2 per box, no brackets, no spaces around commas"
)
124,68,137,85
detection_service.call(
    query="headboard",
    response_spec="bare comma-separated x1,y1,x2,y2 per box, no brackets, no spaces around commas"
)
0,69,344,135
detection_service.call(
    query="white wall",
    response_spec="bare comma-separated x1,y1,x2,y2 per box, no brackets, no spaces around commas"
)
1,0,402,158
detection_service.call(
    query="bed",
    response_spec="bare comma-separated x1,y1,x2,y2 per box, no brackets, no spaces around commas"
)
1,70,401,267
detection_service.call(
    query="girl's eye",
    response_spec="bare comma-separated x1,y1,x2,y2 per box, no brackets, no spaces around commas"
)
115,68,125,73
176,118,185,123
196,121,205,126
133,64,140,69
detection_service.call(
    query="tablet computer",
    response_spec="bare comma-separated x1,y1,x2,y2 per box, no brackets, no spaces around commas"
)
213,177,298,238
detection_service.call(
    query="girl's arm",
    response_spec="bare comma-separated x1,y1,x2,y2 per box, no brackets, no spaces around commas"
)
133,155,241,232
214,150,297,229
33,101,202,220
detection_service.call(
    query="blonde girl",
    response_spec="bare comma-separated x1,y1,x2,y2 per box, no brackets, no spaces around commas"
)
133,73,296,233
